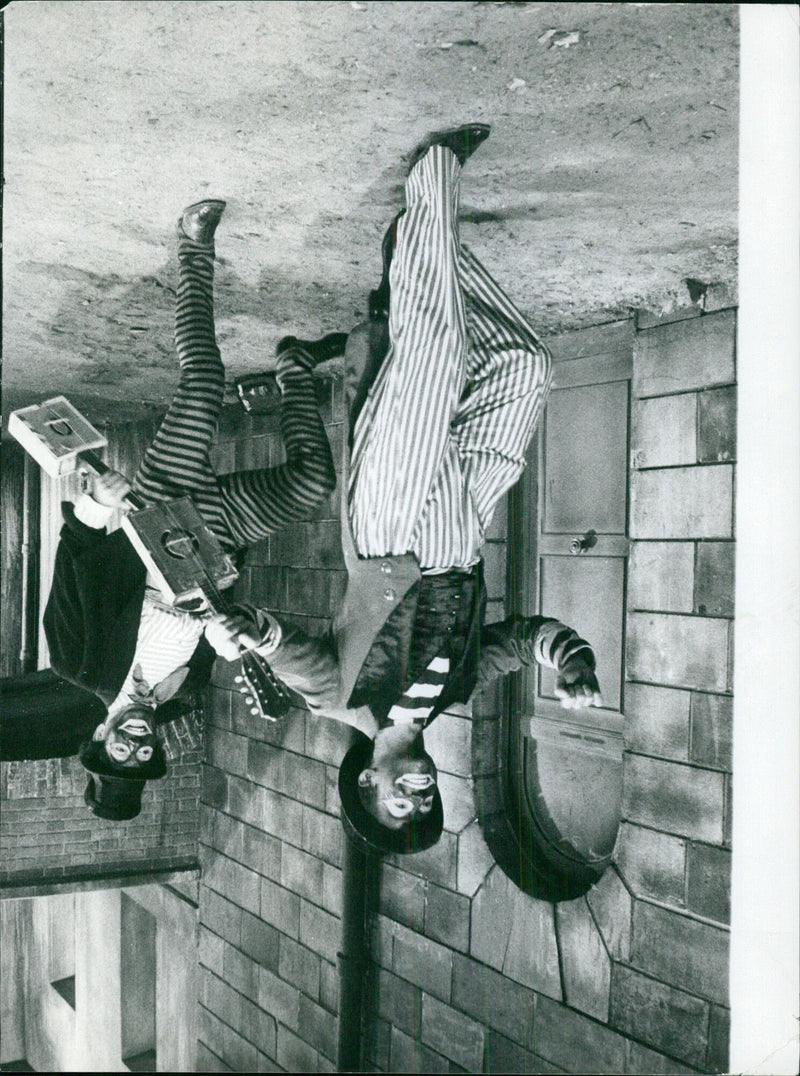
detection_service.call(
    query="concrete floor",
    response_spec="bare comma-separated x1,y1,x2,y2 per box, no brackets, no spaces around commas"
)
2,1,738,428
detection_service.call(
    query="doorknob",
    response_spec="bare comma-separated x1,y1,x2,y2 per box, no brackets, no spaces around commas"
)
569,529,597,555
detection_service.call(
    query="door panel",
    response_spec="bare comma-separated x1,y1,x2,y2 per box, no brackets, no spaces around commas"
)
507,322,632,889
538,556,624,711
543,380,629,536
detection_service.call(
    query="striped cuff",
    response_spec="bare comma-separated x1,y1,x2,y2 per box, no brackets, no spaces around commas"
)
73,494,115,530
534,620,596,671
248,608,282,656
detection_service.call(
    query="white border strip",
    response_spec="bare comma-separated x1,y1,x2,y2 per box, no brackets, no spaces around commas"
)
732,7,800,1074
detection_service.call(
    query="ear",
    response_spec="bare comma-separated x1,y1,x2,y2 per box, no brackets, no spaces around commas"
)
152,665,191,704
358,768,376,789
92,722,106,742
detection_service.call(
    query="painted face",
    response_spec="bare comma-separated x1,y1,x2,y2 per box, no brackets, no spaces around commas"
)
381,771,436,819
360,754,438,829
100,706,157,767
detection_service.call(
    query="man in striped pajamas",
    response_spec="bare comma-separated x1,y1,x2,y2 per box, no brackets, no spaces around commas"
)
210,126,603,854
44,200,340,820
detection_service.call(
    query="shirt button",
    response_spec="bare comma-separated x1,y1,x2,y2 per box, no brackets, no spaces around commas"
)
383,587,396,601
381,561,392,575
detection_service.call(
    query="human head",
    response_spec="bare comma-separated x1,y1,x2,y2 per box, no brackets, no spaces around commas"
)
95,704,160,767
79,704,167,820
338,732,444,854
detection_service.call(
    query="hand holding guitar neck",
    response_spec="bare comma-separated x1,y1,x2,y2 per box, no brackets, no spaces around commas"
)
85,466,135,509
74,450,146,512
205,613,263,662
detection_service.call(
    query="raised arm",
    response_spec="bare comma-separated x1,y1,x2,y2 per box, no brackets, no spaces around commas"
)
477,614,602,709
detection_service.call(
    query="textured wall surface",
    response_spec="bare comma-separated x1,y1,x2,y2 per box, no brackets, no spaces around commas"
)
0,724,202,890
1,312,735,1070
191,313,735,1074
196,387,349,1072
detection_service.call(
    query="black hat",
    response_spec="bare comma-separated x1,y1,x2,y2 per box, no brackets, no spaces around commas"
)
83,774,147,821
338,734,444,855
79,737,166,821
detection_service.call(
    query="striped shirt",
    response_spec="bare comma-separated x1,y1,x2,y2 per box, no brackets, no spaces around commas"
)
348,144,552,571
107,589,205,715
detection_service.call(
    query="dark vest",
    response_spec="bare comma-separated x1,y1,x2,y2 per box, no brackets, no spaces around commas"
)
348,564,485,724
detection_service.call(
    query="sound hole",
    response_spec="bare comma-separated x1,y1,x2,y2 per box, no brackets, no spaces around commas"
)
161,528,200,560
47,419,74,437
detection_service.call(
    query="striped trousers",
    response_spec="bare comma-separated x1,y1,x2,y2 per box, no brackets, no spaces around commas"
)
349,145,553,570
131,232,336,553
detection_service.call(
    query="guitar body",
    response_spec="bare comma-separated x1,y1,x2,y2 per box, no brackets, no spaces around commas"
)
8,396,107,477
121,497,239,606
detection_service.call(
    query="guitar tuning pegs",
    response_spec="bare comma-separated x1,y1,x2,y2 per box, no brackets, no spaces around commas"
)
250,707,260,716
234,675,244,683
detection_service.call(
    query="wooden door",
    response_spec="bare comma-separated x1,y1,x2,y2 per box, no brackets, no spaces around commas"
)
509,320,632,875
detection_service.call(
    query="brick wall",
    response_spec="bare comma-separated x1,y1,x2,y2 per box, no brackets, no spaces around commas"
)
0,714,203,889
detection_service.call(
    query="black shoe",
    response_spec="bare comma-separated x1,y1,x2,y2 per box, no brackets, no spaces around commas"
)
276,332,349,366
369,211,406,322
180,200,226,244
407,123,491,174
235,372,280,414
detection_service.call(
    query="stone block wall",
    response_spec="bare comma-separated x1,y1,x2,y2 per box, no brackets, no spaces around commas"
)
615,307,735,1067
358,310,735,1075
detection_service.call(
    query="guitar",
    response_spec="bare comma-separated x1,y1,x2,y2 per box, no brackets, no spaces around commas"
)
175,573,292,725
104,460,293,723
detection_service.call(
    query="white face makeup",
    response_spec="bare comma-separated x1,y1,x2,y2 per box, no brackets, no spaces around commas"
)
380,772,436,818
102,707,156,766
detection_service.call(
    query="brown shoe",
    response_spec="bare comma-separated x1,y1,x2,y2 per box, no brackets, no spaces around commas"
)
179,199,226,244
407,123,491,175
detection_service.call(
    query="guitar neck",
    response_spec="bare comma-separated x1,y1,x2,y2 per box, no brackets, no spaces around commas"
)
194,580,240,620
78,449,146,511
193,583,292,722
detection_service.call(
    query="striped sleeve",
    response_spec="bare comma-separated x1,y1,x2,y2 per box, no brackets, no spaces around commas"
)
476,615,596,687
534,622,596,670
